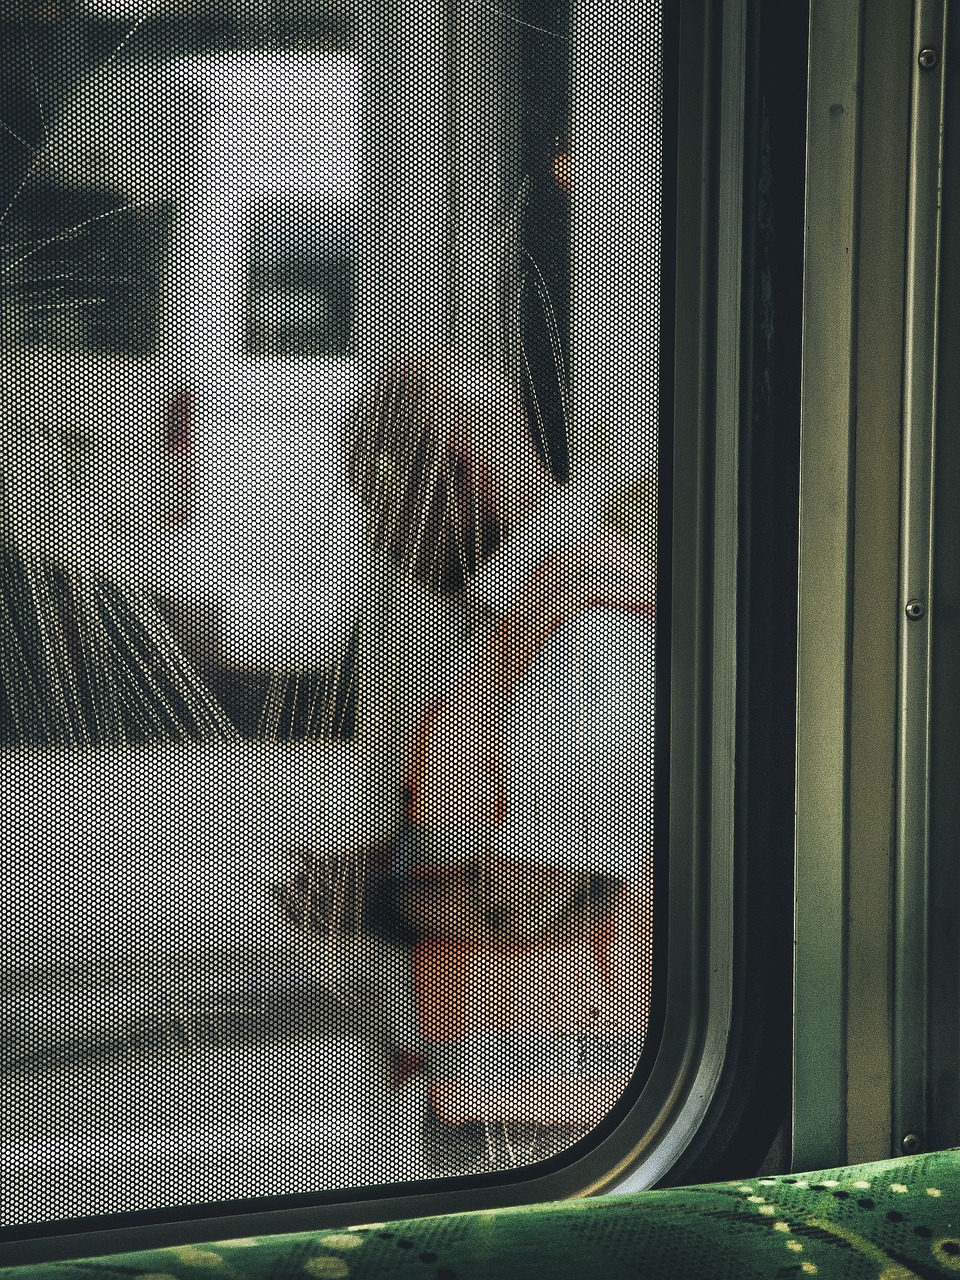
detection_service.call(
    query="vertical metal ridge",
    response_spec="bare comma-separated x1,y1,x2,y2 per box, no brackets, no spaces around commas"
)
892,0,948,1159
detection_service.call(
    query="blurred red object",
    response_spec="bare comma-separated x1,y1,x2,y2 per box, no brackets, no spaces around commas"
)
413,884,649,1128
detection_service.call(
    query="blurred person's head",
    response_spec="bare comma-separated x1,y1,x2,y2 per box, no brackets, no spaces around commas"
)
346,352,559,596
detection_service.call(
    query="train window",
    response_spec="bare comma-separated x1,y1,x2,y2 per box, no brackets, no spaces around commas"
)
0,0,801,1266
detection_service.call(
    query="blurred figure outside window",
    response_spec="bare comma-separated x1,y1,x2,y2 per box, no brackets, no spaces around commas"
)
337,350,655,1170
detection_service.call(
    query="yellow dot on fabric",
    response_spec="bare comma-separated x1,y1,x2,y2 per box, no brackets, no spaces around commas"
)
774,1222,791,1233
304,1257,350,1279
738,1185,754,1193
932,1240,960,1271
787,1240,804,1253
926,1188,943,1197
321,1235,364,1251
801,1264,818,1275
795,1181,809,1188
759,1178,776,1186
822,1180,839,1187
890,1184,909,1194
747,1195,766,1204
880,1268,921,1280
853,1181,871,1189
758,1205,777,1216
217,1240,258,1248
346,1223,386,1232
171,1248,223,1268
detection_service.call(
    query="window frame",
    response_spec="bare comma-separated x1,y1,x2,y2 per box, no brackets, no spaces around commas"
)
0,0,795,1263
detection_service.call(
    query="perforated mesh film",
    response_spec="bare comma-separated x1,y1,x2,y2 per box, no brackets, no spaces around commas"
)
0,0,660,1230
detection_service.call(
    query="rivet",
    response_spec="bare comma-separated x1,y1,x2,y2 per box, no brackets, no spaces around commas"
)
905,600,926,621
901,1132,922,1155
918,48,939,70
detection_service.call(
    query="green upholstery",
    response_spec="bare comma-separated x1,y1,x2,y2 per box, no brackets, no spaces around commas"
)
5,1149,960,1278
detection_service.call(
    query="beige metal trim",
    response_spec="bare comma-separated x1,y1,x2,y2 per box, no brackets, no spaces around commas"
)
793,0,864,1172
845,0,912,1166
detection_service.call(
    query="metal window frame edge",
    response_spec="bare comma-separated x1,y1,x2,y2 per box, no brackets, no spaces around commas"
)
597,0,743,1194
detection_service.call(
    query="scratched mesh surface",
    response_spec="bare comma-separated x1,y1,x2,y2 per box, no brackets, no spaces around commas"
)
0,0,659,1233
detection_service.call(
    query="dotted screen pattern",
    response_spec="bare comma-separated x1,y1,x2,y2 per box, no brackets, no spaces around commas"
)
0,0,659,1232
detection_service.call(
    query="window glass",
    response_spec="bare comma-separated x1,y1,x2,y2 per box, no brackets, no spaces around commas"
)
0,0,661,1231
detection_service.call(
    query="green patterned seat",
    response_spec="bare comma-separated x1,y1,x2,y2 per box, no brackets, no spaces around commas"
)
5,1149,960,1279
